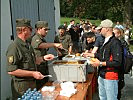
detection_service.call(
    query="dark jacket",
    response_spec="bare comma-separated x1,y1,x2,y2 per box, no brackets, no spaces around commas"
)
95,35,123,79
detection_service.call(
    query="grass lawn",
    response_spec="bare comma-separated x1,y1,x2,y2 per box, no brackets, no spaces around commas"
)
129,45,133,52
61,17,133,30
60,17,101,26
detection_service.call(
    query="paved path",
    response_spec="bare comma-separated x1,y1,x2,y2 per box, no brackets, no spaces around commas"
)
93,67,133,100
121,74,133,100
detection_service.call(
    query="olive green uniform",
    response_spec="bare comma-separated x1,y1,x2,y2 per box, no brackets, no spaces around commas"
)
31,33,48,90
6,37,37,99
54,33,73,59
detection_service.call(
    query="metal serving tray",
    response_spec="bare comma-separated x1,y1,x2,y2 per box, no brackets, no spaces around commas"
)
48,60,87,82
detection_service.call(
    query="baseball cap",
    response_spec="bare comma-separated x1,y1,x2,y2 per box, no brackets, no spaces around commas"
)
35,21,50,30
97,19,113,29
58,25,66,30
16,18,32,28
95,26,102,30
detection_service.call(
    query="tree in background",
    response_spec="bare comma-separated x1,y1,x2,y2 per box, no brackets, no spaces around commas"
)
60,0,133,25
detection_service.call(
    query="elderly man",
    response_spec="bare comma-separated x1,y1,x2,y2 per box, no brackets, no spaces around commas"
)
83,19,123,100
31,21,63,90
6,19,54,99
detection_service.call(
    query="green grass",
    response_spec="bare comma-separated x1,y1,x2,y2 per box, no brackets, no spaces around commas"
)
129,45,133,52
61,17,133,30
61,17,80,25
129,25,133,52
60,17,101,26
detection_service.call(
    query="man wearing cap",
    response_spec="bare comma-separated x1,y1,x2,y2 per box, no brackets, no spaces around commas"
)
83,19,123,100
54,25,73,60
31,21,63,90
6,19,54,99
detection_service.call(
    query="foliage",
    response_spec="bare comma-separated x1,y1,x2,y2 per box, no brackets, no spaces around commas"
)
60,0,133,24
129,45,133,52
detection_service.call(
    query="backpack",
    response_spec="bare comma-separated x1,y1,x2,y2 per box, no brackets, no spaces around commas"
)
123,46,133,74
118,45,133,90
115,39,133,90
106,37,133,74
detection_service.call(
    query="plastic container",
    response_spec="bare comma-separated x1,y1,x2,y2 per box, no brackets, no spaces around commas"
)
42,91,59,100
52,80,62,88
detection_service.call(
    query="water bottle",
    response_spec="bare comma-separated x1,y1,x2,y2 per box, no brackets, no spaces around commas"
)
39,93,42,100
24,93,27,96
33,88,37,91
33,96,37,100
37,96,41,100
21,95,25,99
30,96,34,99
28,88,31,91
26,95,31,99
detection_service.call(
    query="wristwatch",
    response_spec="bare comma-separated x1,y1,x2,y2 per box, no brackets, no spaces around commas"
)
99,62,102,67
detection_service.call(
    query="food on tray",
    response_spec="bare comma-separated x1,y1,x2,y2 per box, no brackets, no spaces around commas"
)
53,61,78,64
53,60,85,64
91,58,96,62
67,55,73,58
75,53,80,56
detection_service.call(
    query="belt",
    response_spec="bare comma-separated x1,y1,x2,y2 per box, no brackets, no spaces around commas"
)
12,78,35,82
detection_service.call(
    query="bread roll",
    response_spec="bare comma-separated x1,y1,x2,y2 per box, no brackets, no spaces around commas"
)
75,53,80,56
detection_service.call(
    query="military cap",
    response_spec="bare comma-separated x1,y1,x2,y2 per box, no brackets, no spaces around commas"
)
35,21,50,29
58,25,66,30
99,19,113,28
16,18,32,28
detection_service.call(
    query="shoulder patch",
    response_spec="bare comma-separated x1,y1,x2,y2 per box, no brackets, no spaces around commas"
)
36,39,40,42
8,56,14,64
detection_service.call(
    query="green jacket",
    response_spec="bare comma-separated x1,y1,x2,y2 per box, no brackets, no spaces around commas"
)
54,33,73,55
31,33,48,75
6,37,37,81
31,33,47,57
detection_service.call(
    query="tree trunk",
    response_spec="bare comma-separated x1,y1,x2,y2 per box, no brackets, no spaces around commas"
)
124,0,132,27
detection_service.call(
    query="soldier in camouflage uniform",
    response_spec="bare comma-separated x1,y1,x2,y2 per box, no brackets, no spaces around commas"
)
6,19,54,99
31,21,62,90
54,25,73,60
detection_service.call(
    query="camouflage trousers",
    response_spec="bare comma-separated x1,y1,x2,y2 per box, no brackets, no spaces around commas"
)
11,79,36,100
